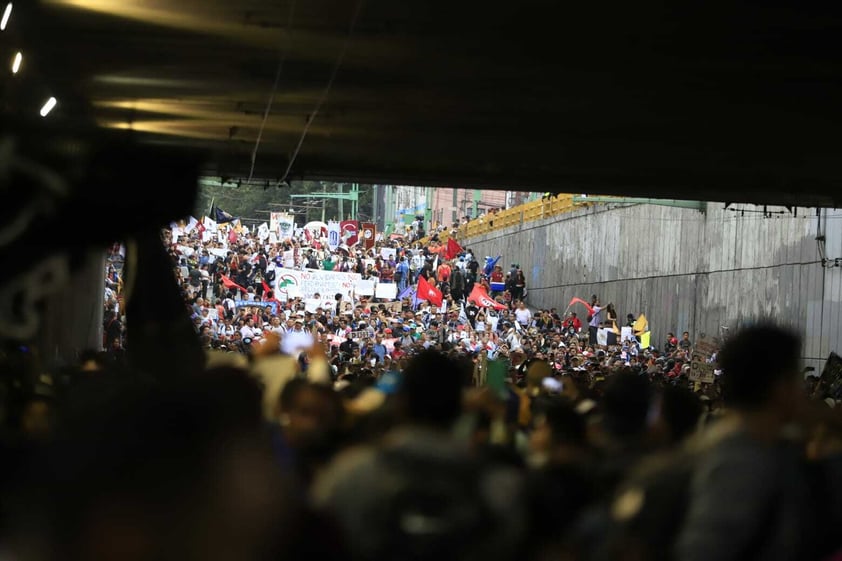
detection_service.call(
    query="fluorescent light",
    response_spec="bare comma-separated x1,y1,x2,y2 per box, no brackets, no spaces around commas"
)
0,3,11,31
11,51,21,74
40,97,57,117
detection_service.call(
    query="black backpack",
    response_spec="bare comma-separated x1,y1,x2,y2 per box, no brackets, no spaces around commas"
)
373,447,500,561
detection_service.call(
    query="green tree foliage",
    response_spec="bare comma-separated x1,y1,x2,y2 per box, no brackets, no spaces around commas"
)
194,180,373,224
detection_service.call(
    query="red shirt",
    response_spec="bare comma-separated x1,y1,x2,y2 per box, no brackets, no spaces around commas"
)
565,317,582,331
437,264,451,282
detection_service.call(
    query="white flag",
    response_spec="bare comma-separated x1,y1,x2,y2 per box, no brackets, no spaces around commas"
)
258,222,270,241
327,221,341,251
203,216,218,232
184,216,199,233
278,214,295,240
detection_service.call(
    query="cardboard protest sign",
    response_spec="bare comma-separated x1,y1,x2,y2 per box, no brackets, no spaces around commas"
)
689,336,718,383
375,282,397,300
819,352,842,399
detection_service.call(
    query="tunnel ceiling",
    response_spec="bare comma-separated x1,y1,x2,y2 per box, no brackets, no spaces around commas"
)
9,1,842,206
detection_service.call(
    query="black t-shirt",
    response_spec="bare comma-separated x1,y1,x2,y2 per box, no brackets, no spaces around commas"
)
468,261,479,274
339,339,359,356
465,305,479,327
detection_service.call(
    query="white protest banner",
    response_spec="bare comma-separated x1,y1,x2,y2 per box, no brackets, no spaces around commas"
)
203,216,218,232
282,331,313,355
177,245,195,257
355,279,376,296
282,250,295,268
327,221,341,251
269,212,282,233
284,285,303,300
274,268,361,301
258,222,270,241
304,298,322,313
621,326,634,342
269,232,278,244
380,247,397,261
184,216,199,233
208,248,228,259
277,214,295,240
202,231,214,243
375,282,398,300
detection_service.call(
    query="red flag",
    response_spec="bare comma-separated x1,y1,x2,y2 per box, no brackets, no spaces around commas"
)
468,284,507,311
303,228,313,243
261,279,272,300
340,220,359,246
361,222,376,249
568,297,594,315
220,274,248,295
417,275,443,307
227,227,238,244
445,238,463,260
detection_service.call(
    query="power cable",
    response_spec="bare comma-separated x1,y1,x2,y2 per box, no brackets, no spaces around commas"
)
280,0,366,183
247,0,298,184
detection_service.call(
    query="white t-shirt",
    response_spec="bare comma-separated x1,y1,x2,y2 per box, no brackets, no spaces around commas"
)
515,307,532,326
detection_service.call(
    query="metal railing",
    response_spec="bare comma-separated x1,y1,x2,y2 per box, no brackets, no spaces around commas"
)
418,194,586,244
458,193,581,240
418,193,703,245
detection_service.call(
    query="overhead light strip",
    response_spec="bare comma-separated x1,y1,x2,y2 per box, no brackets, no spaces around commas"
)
40,97,57,117
0,2,11,31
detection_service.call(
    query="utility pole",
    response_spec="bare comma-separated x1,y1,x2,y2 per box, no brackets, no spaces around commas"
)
425,187,433,233
372,184,379,227
338,183,344,219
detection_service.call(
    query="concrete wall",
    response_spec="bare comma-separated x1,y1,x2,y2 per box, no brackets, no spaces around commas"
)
36,251,105,367
463,202,842,370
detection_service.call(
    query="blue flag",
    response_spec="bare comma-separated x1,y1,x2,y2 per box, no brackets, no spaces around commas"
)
483,255,501,276
398,284,422,309
397,285,414,300
213,206,236,224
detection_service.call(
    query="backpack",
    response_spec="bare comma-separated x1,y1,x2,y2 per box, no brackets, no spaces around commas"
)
373,446,500,561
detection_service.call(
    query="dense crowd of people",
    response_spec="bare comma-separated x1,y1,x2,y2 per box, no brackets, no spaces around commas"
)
1,220,841,561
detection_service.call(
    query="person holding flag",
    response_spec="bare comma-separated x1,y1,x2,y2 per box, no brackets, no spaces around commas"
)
483,255,501,277
417,275,443,307
213,206,236,224
445,238,463,260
